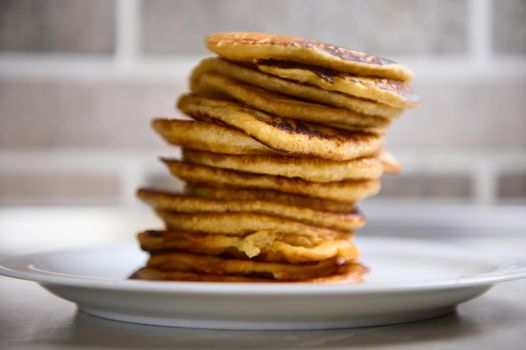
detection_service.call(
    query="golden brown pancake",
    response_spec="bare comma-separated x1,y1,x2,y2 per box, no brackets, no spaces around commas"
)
183,149,384,182
137,188,365,231
163,159,381,202
152,119,276,155
190,72,390,133
147,251,349,280
192,57,402,118
130,263,367,283
185,185,356,213
206,32,414,81
155,209,350,239
257,61,421,109
378,151,401,174
142,228,345,251
177,94,384,161
137,230,359,263
130,267,271,282
131,32,417,285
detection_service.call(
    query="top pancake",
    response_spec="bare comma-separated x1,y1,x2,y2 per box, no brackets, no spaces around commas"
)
206,32,414,82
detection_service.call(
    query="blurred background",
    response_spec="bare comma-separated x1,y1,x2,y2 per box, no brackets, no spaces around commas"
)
2,4,526,341
0,0,525,208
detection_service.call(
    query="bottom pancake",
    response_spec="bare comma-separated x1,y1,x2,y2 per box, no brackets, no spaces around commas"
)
138,230,359,264
147,251,352,280
130,263,367,283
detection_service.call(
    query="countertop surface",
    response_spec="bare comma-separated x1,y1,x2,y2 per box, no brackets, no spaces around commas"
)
1,205,525,350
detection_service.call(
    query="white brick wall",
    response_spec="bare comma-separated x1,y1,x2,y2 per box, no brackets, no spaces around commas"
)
0,0,525,205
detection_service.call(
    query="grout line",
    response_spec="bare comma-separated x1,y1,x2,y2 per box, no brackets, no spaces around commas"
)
472,162,497,205
115,0,141,69
2,151,526,167
468,0,492,66
0,54,525,80
0,56,525,80
482,0,493,60
0,198,122,207
119,163,148,206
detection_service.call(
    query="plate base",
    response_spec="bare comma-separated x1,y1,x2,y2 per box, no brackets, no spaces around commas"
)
79,305,456,330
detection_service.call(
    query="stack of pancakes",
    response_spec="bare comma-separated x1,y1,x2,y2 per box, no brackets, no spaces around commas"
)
130,32,420,283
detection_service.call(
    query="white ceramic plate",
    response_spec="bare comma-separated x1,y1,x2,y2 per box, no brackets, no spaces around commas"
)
1,237,525,330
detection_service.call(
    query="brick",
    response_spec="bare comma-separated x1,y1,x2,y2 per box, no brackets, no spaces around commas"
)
378,174,473,198
0,77,184,149
141,0,467,56
0,173,121,204
493,0,526,54
386,77,526,151
0,0,115,53
498,173,526,198
145,174,185,193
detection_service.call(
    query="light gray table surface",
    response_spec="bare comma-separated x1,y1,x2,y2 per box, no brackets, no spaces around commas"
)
1,205,525,350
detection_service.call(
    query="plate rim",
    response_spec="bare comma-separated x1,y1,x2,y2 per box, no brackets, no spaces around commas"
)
1,237,525,295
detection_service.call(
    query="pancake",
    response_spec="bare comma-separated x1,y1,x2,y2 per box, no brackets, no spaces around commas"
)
206,32,413,81
147,251,348,280
163,159,381,202
137,188,365,231
155,209,350,239
137,230,359,263
129,263,366,283
379,151,401,174
257,61,421,109
152,119,276,155
185,185,356,213
190,72,390,133
183,149,385,182
139,230,343,253
177,94,384,161
191,57,402,118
